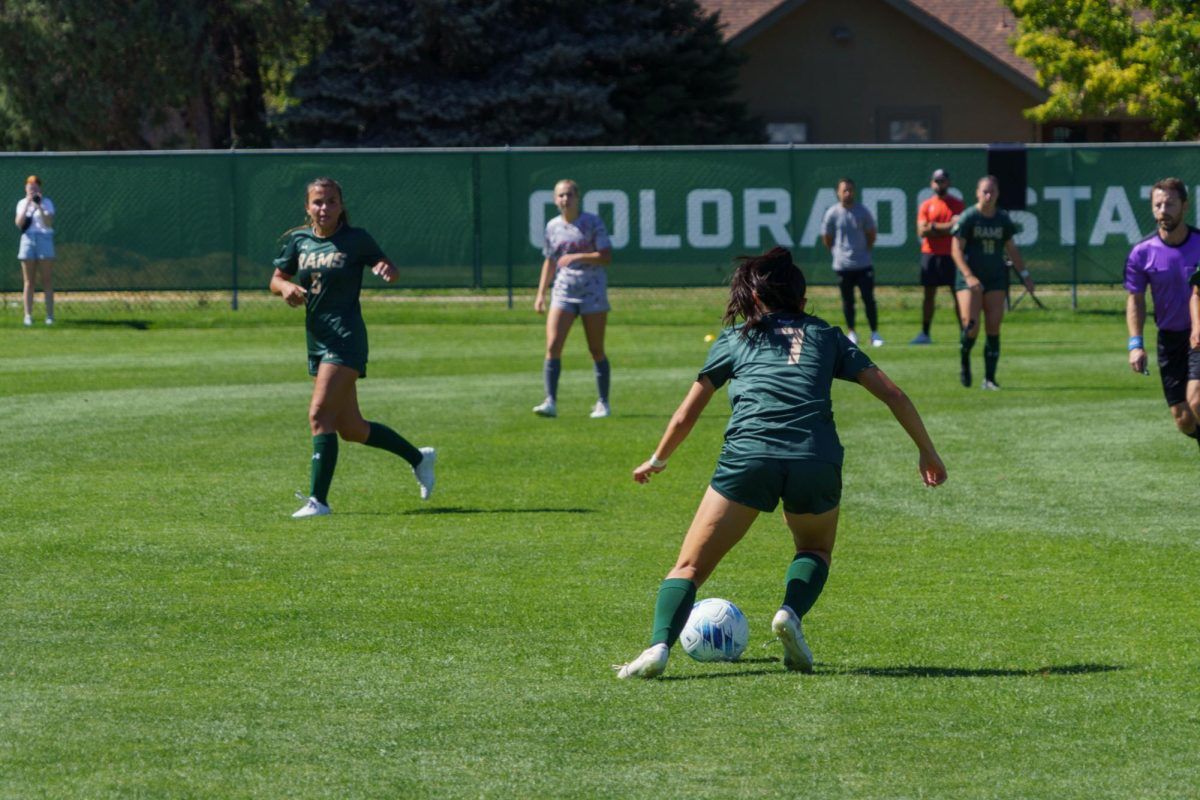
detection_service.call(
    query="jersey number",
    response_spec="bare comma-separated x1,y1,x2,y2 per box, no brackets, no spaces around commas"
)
310,273,323,295
981,239,996,255
778,327,805,365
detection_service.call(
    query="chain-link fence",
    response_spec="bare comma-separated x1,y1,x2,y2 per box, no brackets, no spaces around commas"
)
2,144,1197,318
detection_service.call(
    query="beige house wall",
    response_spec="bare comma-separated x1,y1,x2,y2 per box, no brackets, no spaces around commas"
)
734,0,1041,143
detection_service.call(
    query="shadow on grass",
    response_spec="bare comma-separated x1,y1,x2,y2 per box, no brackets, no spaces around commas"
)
397,506,596,516
660,661,1124,682
831,663,1124,678
66,318,153,330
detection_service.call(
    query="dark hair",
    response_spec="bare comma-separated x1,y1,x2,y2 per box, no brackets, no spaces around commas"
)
282,176,350,239
723,247,807,338
837,178,855,190
1152,177,1187,204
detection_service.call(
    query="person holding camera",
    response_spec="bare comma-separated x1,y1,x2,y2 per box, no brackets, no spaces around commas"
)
14,175,56,326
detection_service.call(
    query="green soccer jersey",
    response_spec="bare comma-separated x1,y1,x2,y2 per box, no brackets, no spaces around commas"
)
698,312,875,465
951,206,1017,290
274,225,387,374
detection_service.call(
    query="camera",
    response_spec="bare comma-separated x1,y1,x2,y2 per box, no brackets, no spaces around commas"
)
32,194,41,204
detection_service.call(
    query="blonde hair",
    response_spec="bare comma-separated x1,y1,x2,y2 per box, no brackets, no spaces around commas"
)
554,178,579,195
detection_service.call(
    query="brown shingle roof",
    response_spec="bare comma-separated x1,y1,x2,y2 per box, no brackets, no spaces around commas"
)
700,0,1035,84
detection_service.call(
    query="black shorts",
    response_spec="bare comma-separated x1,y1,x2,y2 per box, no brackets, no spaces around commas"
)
1155,329,1199,406
920,254,956,287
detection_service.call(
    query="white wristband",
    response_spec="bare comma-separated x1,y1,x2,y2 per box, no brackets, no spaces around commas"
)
649,455,667,468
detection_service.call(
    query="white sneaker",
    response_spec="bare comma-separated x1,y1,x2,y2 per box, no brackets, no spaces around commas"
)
533,398,557,417
772,606,814,673
23,314,32,327
45,317,53,326
870,331,885,347
589,400,611,418
910,332,932,345
292,495,331,518
981,379,1001,391
413,447,437,500
846,330,858,345
614,643,669,679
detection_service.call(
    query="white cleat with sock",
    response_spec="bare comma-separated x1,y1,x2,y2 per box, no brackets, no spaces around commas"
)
292,495,331,518
589,400,611,418
772,606,814,673
533,398,557,417
414,447,437,500
614,643,669,679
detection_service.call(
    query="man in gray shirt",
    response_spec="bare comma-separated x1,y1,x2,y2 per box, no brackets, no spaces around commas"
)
822,178,882,346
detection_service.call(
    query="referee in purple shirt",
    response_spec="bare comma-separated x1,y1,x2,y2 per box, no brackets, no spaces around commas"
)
1124,177,1200,449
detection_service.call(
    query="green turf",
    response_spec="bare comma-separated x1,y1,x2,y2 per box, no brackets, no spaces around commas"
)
2,287,1197,799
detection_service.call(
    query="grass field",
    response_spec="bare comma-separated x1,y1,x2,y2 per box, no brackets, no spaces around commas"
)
2,287,1197,799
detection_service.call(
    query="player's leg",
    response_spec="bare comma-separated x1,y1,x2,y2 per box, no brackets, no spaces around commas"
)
339,378,436,498
1187,346,1200,446
617,487,760,678
772,460,840,672
981,290,1006,388
581,311,610,416
1158,331,1199,444
536,305,575,416
838,272,858,342
295,362,359,515
38,259,53,323
918,285,937,340
20,260,35,324
956,287,982,386
857,269,882,345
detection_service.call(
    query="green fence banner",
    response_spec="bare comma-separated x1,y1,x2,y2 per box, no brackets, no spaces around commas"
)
2,145,1197,294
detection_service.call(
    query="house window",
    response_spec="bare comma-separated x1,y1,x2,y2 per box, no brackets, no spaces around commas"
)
877,107,940,143
767,122,809,144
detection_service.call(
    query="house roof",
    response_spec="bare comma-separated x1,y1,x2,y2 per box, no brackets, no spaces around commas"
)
700,0,1041,95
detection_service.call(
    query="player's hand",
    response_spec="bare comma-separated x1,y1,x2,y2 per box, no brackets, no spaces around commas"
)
534,294,546,314
1191,331,1200,350
557,253,575,268
919,452,947,487
966,275,982,292
1022,275,1036,293
1129,347,1148,374
281,283,307,307
372,261,397,283
633,460,665,484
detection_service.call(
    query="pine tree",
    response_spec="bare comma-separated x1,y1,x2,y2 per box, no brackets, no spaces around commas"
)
277,0,761,146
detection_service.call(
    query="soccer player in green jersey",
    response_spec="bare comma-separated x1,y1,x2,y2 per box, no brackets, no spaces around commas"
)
270,177,437,518
615,247,946,679
950,175,1034,389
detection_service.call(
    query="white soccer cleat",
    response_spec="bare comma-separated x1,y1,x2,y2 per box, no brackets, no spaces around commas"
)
846,330,858,346
292,495,331,518
533,398,557,417
870,331,885,347
45,317,54,326
615,643,669,679
413,447,437,500
909,332,932,345
981,379,1001,391
772,606,814,673
589,400,611,419
23,314,32,327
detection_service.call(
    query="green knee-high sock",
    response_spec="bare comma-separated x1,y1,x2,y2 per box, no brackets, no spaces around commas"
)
310,433,339,505
782,552,830,618
984,334,1001,382
364,421,422,467
650,578,697,647
960,328,976,371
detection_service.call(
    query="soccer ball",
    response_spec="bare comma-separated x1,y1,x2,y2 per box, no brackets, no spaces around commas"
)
679,598,749,662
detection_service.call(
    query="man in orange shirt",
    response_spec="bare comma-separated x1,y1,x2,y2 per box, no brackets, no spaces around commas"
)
911,168,964,344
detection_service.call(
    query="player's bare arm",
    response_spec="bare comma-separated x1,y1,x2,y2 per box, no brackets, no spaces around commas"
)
633,377,716,484
270,268,307,307
371,259,397,282
855,366,946,487
1127,291,1148,373
951,236,980,290
1006,240,1033,291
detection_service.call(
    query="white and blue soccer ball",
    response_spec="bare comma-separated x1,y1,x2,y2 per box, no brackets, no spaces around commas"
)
679,598,749,662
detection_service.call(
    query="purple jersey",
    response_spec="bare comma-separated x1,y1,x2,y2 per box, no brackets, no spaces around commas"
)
1124,227,1200,332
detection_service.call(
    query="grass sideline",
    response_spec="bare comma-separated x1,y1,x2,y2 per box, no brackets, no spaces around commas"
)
2,287,1197,798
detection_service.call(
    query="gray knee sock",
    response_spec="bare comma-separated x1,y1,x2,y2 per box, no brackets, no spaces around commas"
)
594,358,610,403
544,358,561,401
